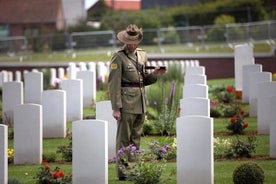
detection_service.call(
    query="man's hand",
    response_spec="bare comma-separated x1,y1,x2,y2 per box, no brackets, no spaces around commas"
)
112,110,121,121
152,66,167,77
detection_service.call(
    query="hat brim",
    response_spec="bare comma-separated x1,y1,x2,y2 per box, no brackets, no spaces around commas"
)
117,30,143,44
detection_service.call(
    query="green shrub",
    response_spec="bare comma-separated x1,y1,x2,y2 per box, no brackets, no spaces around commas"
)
233,162,264,184
143,120,155,136
226,136,256,159
210,107,222,117
222,104,241,118
43,152,57,162
226,110,248,134
56,133,72,162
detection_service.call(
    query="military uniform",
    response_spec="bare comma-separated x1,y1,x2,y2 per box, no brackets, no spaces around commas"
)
108,45,157,178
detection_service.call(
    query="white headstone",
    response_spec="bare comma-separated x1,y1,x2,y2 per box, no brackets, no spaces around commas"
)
242,64,262,103
234,44,254,91
77,71,96,108
177,116,214,184
60,79,83,122
73,120,108,184
185,66,205,75
2,81,23,124
15,71,21,81
0,71,8,87
42,90,66,138
183,84,208,98
24,71,43,104
68,62,77,79
14,104,42,165
249,72,271,117
180,97,210,117
96,101,117,159
50,68,57,87
257,81,276,134
0,124,8,184
184,74,206,85
270,96,276,158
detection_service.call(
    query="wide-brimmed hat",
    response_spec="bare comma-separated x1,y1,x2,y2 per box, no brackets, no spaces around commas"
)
117,24,143,44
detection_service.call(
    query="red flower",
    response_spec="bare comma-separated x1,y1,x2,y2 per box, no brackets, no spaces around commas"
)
230,117,236,123
42,159,48,163
59,172,65,178
240,110,245,115
244,122,249,128
53,172,59,179
45,165,50,170
226,86,233,93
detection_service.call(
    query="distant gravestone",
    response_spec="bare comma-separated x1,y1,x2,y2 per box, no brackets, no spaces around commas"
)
183,84,208,98
24,71,43,104
184,74,206,85
73,120,108,184
234,44,254,91
15,71,21,81
67,62,77,79
0,124,8,184
2,81,23,124
50,68,57,87
0,71,8,87
177,115,214,184
14,104,42,165
60,79,83,122
77,71,96,108
180,97,210,117
249,72,271,117
270,96,276,158
257,81,276,134
185,66,205,75
96,101,117,159
242,64,262,103
42,90,66,138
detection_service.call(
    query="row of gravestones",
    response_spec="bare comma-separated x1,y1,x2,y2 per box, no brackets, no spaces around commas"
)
178,65,213,184
0,60,200,87
236,44,276,159
0,60,200,183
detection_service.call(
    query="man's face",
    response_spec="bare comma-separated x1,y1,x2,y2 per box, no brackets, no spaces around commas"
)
126,44,138,52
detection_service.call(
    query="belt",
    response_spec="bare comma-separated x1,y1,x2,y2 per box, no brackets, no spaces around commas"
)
121,82,144,88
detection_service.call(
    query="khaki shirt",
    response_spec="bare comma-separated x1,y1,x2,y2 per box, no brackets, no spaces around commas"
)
108,46,157,114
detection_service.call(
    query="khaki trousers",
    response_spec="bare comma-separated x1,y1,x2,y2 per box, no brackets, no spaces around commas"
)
116,112,145,178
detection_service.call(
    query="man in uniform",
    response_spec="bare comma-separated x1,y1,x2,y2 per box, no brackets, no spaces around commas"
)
108,24,166,181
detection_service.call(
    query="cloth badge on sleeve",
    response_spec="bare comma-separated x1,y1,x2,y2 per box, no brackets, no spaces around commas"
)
111,63,118,69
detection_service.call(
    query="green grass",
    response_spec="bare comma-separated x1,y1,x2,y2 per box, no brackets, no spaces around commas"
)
0,42,273,63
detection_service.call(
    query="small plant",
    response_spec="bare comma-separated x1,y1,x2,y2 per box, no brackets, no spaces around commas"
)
56,132,72,162
148,137,176,161
35,165,72,184
213,137,232,159
8,148,14,164
233,162,264,184
213,85,235,103
154,81,180,136
229,136,256,158
226,110,248,134
117,144,167,184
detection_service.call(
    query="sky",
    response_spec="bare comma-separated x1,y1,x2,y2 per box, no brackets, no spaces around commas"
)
85,0,98,9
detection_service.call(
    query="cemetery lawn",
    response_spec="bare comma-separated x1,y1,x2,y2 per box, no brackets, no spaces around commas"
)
8,121,276,183
7,78,276,183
